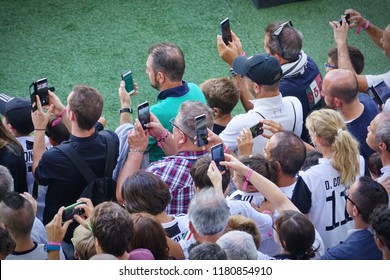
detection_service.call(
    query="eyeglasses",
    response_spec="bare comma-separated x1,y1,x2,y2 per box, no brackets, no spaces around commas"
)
169,117,185,135
272,21,293,59
342,188,361,213
324,63,337,70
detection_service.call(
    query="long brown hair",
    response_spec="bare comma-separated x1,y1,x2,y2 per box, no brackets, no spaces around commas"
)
0,120,23,154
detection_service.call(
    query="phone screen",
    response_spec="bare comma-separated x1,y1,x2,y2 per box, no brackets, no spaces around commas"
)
375,81,390,103
195,114,208,147
220,18,232,45
62,201,86,222
137,101,150,129
250,123,264,138
211,143,225,171
121,69,135,95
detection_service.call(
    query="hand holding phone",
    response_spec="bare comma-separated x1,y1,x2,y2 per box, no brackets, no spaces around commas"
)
62,201,86,222
338,14,351,25
195,114,209,147
137,101,150,129
366,81,390,106
30,78,50,111
121,69,135,95
211,143,226,171
220,18,232,45
249,122,264,138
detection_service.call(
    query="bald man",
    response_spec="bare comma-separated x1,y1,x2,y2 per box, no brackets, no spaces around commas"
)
321,69,379,164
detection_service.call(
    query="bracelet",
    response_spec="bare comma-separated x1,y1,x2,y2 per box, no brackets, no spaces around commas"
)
129,149,144,154
242,168,253,191
44,243,61,252
241,51,246,56
156,130,169,148
35,128,46,131
223,145,228,153
262,210,272,216
230,67,237,77
47,242,62,246
58,108,67,118
356,20,369,34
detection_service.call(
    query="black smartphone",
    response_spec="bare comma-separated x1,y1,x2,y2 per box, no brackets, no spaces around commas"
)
338,14,351,25
249,122,264,138
220,18,232,45
137,101,150,129
367,81,390,106
195,114,209,147
211,143,226,171
29,78,49,111
62,201,86,222
121,69,135,95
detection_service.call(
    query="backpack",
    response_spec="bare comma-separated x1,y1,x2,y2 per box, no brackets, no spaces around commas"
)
56,131,117,205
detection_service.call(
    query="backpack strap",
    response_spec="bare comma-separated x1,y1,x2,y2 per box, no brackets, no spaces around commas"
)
56,143,97,184
253,111,266,120
289,100,297,133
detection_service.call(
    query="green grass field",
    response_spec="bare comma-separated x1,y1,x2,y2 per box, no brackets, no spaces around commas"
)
1,0,389,130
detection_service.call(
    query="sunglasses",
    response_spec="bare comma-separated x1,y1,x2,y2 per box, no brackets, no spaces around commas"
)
272,21,293,58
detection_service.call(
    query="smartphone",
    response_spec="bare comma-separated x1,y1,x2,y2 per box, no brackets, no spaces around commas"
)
367,81,390,106
211,143,226,171
30,78,49,111
338,14,351,25
121,69,135,95
137,101,150,129
62,201,86,222
195,114,209,147
250,122,264,138
220,18,232,45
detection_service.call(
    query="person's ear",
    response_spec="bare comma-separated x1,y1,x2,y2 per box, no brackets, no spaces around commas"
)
374,235,385,250
379,141,387,152
156,72,165,84
333,97,342,109
213,107,222,117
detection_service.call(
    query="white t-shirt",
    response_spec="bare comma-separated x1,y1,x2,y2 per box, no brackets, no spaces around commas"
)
220,95,303,154
17,135,51,222
226,189,265,207
365,70,390,88
292,156,365,250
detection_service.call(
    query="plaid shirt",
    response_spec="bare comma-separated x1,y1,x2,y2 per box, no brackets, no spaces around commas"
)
147,150,209,215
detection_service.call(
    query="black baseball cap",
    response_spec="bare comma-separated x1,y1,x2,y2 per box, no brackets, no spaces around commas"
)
232,54,282,85
0,93,34,135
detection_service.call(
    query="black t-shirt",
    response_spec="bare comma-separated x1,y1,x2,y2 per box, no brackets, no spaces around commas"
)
35,130,119,228
0,143,27,194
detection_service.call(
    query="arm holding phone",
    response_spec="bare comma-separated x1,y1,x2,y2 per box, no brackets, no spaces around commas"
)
345,9,384,50
31,96,54,175
116,119,150,204
118,80,134,125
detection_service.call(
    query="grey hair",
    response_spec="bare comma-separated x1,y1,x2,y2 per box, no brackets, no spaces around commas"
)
176,101,213,139
217,230,258,260
375,120,390,152
0,165,14,201
188,188,230,236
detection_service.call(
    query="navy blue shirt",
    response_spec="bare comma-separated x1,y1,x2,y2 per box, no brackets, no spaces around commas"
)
321,229,382,260
280,56,323,143
347,95,379,162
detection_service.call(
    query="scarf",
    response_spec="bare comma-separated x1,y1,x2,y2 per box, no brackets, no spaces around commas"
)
281,50,308,78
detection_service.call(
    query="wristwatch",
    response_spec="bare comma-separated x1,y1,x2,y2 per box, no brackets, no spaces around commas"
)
119,108,133,114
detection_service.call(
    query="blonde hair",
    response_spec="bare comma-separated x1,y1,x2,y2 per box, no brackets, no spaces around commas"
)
306,109,360,186
72,225,96,260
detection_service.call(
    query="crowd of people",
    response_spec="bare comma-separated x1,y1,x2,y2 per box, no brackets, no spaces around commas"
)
1,8,390,261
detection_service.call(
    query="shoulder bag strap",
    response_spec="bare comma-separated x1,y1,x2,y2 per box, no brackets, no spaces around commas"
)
56,144,97,184
99,130,116,177
253,111,266,120
289,100,297,133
